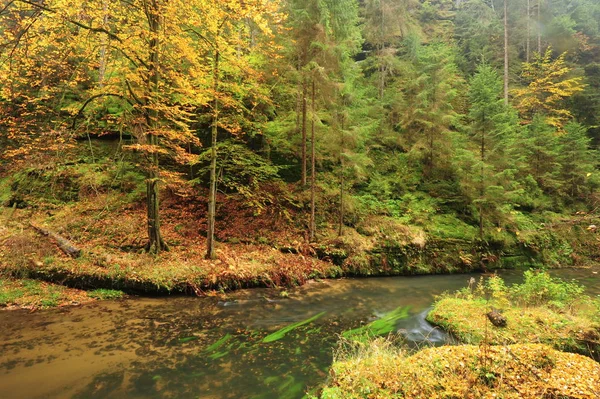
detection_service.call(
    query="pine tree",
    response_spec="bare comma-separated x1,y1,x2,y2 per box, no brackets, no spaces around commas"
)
557,122,597,201
400,42,464,179
467,64,508,237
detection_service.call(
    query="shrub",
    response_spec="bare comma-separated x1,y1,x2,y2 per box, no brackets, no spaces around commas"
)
510,270,585,310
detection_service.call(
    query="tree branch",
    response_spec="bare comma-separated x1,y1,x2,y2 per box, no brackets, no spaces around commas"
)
71,93,134,129
16,0,123,43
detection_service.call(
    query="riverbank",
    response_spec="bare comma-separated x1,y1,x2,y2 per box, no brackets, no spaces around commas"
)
427,270,600,359
0,277,124,309
1,192,599,306
319,272,600,398
2,158,600,304
320,341,600,399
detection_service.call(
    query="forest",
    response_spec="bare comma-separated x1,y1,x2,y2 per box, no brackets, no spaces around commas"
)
1,0,600,397
2,0,600,283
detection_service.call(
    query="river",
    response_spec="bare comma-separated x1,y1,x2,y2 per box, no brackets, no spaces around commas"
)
1,268,598,398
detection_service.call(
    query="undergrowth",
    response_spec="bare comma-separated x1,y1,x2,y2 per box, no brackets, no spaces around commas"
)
319,340,600,399
427,271,600,358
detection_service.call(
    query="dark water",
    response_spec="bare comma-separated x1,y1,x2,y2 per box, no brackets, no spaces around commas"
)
0,268,598,398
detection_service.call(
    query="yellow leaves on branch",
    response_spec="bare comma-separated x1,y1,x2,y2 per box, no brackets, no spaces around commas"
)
512,48,585,129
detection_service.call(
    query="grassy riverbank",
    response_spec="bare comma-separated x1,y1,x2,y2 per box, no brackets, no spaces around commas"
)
1,154,600,303
0,277,123,309
427,271,600,359
3,195,597,302
319,272,600,398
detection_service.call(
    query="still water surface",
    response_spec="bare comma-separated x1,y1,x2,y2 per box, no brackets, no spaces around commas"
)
1,268,598,398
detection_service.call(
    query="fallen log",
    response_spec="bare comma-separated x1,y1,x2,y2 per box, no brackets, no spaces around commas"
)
30,223,82,258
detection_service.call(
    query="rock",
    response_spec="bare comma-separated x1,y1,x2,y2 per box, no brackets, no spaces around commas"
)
486,308,507,327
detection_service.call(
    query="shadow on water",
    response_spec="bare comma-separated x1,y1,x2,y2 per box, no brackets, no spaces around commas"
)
0,268,598,398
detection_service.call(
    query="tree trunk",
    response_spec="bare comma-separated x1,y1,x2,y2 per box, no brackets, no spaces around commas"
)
503,0,509,105
301,82,307,186
30,224,82,258
338,114,345,237
98,0,109,87
480,124,485,239
206,46,220,260
537,0,541,53
428,129,434,176
526,0,530,62
309,80,316,242
145,0,167,254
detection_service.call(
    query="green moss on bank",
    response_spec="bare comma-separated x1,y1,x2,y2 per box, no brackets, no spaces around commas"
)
426,271,600,358
0,277,124,309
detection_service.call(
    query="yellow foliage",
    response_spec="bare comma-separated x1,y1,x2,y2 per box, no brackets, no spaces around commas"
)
325,342,600,399
512,48,585,129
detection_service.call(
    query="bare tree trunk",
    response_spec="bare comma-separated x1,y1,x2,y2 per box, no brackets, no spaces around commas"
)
378,3,386,102
206,45,220,260
98,0,109,87
537,0,541,53
338,114,345,237
479,125,485,239
301,82,307,186
526,0,530,62
309,80,316,242
145,0,167,254
503,0,509,105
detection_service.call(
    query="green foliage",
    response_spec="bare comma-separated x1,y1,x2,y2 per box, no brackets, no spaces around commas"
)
453,271,586,311
557,122,598,201
88,289,125,300
342,306,410,342
511,270,585,310
0,178,11,206
193,140,280,197
427,214,478,241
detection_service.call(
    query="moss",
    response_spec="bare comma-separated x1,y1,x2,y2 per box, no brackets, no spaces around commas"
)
426,273,600,359
88,288,124,300
0,277,93,309
322,342,600,399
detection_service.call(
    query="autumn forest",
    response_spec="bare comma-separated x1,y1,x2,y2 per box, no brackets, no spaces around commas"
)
1,0,600,397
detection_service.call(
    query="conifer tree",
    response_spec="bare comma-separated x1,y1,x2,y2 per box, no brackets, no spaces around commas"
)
557,122,597,200
400,42,463,179
464,63,518,237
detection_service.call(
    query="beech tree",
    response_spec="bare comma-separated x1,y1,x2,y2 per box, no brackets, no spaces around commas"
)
194,0,283,259
512,48,585,129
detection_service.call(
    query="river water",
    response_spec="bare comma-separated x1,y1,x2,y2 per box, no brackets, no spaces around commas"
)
1,268,598,398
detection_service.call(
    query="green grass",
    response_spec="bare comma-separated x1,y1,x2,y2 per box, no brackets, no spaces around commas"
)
426,272,600,357
87,288,125,300
0,278,125,309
